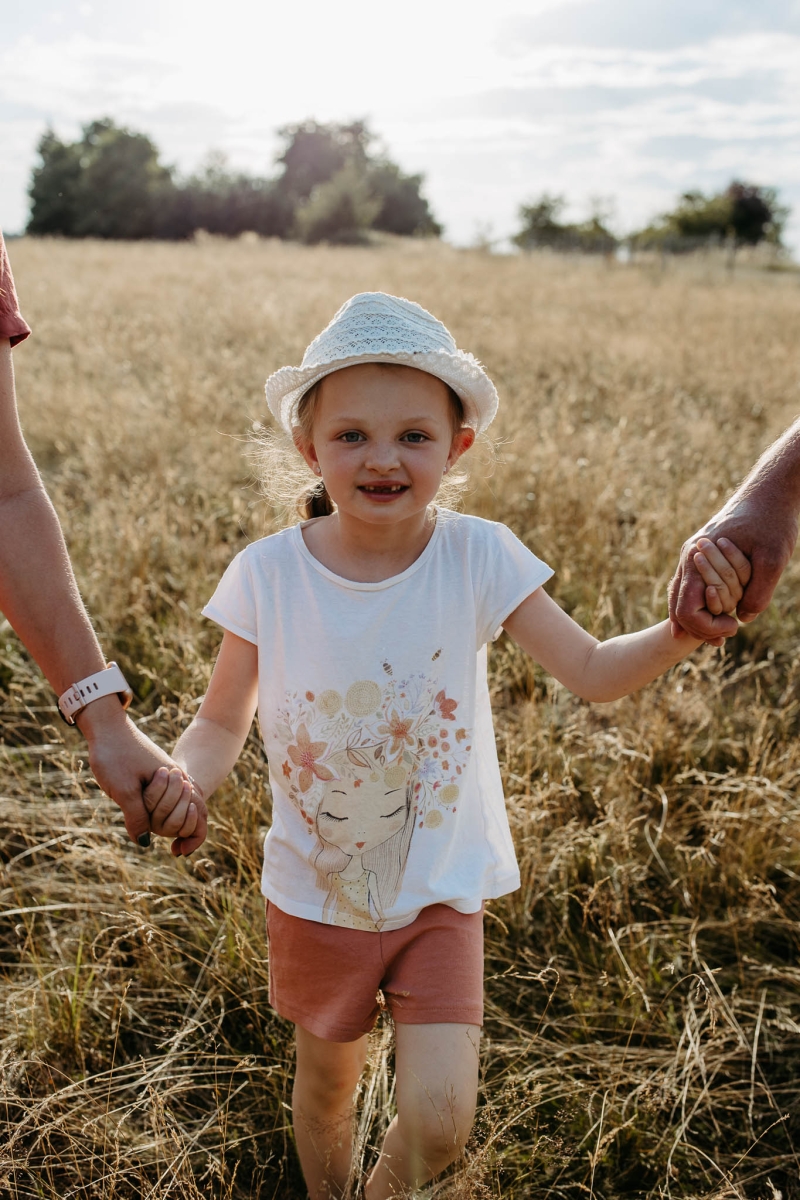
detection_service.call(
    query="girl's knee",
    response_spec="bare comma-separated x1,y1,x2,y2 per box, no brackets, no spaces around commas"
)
294,1063,360,1112
294,1028,367,1112
402,1095,476,1168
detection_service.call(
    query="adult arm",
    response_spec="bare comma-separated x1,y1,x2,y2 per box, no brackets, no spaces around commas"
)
0,339,207,847
669,419,800,641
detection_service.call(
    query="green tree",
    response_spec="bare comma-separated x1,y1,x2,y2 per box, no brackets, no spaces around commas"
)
181,152,293,238
513,194,616,253
27,130,83,235
74,119,175,239
28,119,176,239
633,181,789,250
277,119,441,242
294,162,381,244
369,161,442,237
275,120,372,202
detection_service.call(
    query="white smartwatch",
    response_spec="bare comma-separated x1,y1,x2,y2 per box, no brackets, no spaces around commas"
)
57,662,134,726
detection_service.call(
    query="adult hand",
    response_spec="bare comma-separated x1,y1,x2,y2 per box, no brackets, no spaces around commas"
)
669,496,799,643
78,696,208,851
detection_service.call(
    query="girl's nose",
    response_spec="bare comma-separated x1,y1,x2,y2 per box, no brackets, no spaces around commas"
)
364,441,400,471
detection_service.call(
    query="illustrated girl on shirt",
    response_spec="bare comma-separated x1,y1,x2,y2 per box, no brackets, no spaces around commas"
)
313,747,414,930
280,670,466,930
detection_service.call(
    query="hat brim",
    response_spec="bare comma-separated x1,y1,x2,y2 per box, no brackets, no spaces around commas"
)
266,349,499,436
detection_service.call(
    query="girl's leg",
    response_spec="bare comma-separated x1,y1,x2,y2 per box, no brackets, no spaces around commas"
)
293,1024,369,1200
365,1023,480,1200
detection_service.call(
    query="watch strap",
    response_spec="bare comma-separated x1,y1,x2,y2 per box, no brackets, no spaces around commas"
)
58,662,133,725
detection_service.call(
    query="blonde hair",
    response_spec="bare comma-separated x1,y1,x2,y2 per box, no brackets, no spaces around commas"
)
251,364,478,523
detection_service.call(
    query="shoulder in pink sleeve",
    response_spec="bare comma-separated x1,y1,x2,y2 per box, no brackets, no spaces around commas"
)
0,232,32,346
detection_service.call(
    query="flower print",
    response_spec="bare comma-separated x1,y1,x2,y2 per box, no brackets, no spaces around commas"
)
416,759,438,783
378,709,415,756
384,763,407,788
318,689,343,716
435,690,457,721
306,691,315,702
441,742,450,752
427,736,438,748
282,761,292,778
346,679,381,717
287,723,334,793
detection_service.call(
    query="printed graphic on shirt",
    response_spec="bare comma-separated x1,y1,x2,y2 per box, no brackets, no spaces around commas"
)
275,663,473,931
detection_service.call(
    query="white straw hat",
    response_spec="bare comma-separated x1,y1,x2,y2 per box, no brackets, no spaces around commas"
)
265,292,499,435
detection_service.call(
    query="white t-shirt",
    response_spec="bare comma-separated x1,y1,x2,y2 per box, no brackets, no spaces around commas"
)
202,512,553,932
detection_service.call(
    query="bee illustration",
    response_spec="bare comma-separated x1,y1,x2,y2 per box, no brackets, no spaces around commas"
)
431,648,442,661
382,661,393,676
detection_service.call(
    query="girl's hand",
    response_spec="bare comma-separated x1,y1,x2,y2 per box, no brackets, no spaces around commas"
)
143,765,206,853
691,536,751,618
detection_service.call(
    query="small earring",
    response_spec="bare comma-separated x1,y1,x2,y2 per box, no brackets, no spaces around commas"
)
313,464,321,476
443,465,450,475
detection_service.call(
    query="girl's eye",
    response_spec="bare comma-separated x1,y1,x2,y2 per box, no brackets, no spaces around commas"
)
320,811,347,823
402,432,428,444
339,431,364,443
380,805,405,820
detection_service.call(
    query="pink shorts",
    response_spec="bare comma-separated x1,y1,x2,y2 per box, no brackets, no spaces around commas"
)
266,901,484,1042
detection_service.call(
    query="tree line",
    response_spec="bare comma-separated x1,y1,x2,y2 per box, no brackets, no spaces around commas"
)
27,118,441,244
27,116,790,254
513,183,789,255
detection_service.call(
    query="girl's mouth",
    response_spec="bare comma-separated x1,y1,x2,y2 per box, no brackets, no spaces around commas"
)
359,483,408,497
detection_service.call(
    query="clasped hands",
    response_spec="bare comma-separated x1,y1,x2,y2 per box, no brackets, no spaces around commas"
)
143,765,207,857
676,535,751,645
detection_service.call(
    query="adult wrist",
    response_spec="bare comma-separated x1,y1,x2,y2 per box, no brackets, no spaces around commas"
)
74,692,131,740
58,661,133,727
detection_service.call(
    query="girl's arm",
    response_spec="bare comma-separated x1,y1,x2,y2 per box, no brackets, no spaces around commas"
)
504,537,750,703
144,630,259,854
503,588,704,703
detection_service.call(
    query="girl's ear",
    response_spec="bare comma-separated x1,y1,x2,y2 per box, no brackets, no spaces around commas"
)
447,426,476,471
293,427,320,475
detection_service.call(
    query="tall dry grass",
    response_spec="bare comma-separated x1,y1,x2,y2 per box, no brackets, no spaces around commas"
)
2,236,799,1198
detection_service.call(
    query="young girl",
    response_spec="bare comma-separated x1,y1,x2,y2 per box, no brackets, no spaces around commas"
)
143,292,749,1199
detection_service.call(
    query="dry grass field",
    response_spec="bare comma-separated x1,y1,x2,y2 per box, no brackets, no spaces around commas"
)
2,236,800,1199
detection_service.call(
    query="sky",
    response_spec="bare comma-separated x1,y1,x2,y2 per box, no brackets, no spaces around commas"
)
2,0,800,250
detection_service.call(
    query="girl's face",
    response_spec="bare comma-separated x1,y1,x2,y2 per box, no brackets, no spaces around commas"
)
297,364,474,529
317,774,408,856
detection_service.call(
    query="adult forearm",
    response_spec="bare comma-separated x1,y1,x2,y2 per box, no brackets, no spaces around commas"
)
172,716,247,802
0,481,107,694
729,417,800,517
581,621,701,702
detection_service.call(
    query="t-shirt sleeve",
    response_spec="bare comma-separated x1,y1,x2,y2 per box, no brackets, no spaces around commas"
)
0,233,31,347
476,521,554,647
201,548,258,644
